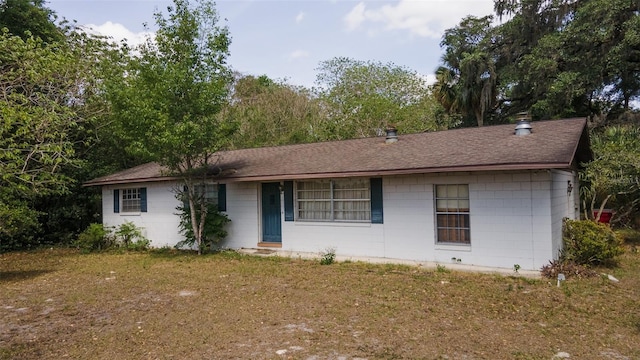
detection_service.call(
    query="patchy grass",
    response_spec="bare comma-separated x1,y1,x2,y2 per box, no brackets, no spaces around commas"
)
1,248,639,359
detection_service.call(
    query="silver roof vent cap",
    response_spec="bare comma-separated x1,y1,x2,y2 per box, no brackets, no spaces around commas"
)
515,120,532,136
514,112,532,136
385,126,398,143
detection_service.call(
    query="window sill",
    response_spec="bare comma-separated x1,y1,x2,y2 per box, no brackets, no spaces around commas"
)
293,221,372,228
435,243,471,252
119,212,141,216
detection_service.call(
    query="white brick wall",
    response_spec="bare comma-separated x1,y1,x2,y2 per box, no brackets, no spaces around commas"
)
222,182,260,249
550,170,579,259
103,182,183,248
101,169,572,270
381,174,431,260
102,181,262,250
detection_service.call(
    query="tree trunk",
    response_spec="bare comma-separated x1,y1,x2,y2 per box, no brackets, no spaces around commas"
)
475,108,484,127
188,191,202,255
197,201,208,254
594,194,612,223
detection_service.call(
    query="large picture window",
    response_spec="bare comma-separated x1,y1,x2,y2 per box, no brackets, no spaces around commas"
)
435,184,470,244
296,179,371,222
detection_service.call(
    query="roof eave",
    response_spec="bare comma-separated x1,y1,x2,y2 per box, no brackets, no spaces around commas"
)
226,163,573,182
83,175,182,187
86,162,572,186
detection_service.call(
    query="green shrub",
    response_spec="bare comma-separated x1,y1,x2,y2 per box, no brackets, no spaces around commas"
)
562,219,623,265
114,221,149,250
127,237,151,251
0,200,41,252
436,264,450,273
76,223,114,252
320,247,336,265
176,203,230,253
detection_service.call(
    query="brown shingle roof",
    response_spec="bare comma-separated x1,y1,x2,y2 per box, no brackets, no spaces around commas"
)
84,118,591,186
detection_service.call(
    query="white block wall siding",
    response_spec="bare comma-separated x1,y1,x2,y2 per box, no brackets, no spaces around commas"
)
382,171,558,270
222,182,260,249
102,181,261,249
102,181,183,248
100,169,578,270
550,170,580,261
261,170,572,270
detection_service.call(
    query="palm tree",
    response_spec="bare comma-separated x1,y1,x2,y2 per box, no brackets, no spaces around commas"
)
432,53,497,127
434,16,498,127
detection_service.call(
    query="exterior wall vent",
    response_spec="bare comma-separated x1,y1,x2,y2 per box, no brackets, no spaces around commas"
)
514,112,532,136
385,126,398,143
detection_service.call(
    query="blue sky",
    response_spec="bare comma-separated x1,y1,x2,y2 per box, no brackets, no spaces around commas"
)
47,0,495,88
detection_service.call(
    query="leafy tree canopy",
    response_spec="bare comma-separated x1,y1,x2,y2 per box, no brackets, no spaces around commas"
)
105,0,233,254
581,124,640,225
223,74,325,148
434,16,498,127
315,57,458,139
0,0,63,42
437,0,640,125
0,28,116,249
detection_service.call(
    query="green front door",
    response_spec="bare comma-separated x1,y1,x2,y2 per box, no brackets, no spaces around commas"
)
261,183,282,243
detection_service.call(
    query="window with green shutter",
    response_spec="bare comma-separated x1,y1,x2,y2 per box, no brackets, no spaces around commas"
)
183,183,227,212
115,187,147,213
295,178,379,223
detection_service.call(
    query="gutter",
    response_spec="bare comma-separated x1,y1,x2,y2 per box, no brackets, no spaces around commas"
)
83,162,572,186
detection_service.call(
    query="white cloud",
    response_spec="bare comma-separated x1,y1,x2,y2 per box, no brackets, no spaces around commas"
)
288,50,309,60
82,21,154,47
424,73,437,86
343,0,494,38
295,11,305,24
344,2,366,31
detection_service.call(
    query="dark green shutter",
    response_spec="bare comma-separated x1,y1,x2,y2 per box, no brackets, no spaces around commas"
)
182,185,188,210
140,187,147,212
217,184,227,212
113,189,120,213
370,178,383,224
284,181,294,221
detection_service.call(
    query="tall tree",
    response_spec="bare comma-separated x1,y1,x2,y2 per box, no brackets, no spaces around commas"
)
315,57,455,139
479,0,637,122
0,29,113,250
434,16,498,127
223,74,325,148
106,0,233,254
0,0,63,42
438,0,640,124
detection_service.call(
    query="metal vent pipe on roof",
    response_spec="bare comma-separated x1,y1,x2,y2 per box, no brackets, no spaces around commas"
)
514,112,532,136
385,126,398,143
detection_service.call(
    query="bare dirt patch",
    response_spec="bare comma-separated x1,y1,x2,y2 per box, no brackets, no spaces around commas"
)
1,248,639,359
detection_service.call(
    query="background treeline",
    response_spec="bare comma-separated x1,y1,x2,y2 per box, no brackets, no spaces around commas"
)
1,0,638,251
434,0,640,127
432,0,640,227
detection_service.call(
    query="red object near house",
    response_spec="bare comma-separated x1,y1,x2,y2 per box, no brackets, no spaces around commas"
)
594,210,613,224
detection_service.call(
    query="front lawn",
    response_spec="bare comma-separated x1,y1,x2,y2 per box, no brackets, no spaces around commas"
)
1,248,639,359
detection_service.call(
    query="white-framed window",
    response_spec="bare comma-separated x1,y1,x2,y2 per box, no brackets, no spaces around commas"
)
181,183,226,212
193,183,219,205
296,178,371,222
121,188,141,212
435,184,470,244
